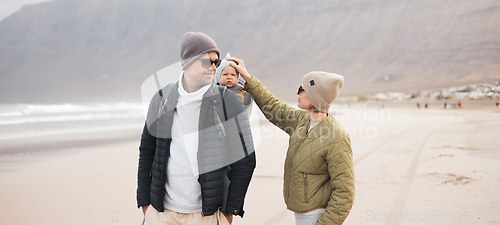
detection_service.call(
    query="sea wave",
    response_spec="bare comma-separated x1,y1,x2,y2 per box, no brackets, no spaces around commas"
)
0,103,144,125
0,124,141,140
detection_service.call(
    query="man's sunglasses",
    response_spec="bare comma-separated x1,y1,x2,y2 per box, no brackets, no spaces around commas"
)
197,58,221,68
297,85,305,95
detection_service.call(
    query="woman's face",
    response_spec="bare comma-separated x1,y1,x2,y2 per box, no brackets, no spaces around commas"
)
219,66,238,88
297,84,313,110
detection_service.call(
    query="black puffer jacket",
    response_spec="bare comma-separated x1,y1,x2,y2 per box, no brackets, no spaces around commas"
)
137,82,256,217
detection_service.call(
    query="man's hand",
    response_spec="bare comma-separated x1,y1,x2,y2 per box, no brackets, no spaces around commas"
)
141,205,149,216
224,213,233,224
226,56,252,83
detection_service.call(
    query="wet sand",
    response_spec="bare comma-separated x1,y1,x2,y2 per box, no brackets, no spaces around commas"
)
0,105,499,225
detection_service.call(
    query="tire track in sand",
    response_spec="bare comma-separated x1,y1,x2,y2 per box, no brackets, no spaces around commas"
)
353,118,441,166
261,113,454,225
385,116,457,225
262,115,447,225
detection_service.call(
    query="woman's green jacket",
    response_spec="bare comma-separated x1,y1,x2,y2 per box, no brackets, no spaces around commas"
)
245,77,355,225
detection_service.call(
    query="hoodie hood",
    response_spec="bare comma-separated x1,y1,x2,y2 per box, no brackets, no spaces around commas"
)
214,53,240,84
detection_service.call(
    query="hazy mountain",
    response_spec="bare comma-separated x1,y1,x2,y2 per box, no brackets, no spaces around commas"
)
1,0,499,103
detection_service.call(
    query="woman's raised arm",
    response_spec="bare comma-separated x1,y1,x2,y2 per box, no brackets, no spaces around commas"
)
225,56,305,135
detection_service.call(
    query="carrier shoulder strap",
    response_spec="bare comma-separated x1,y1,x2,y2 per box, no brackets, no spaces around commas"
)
218,86,248,157
218,86,228,121
159,82,176,98
153,82,176,124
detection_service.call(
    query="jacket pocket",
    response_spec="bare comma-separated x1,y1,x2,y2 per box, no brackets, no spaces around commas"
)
303,173,309,203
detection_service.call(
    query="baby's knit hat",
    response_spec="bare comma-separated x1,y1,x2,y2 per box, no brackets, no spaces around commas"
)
302,71,344,113
214,53,239,84
180,32,220,71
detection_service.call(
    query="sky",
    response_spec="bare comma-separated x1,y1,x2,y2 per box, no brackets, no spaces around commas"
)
0,0,50,21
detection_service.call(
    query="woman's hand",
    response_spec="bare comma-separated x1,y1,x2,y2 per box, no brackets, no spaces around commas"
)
225,56,252,83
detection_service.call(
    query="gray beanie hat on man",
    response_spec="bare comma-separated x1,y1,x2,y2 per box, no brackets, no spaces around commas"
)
180,32,220,70
302,71,344,113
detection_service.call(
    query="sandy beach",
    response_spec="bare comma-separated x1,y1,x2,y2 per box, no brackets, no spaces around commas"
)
0,104,499,225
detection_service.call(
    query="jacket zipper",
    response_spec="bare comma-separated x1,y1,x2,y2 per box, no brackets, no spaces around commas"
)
303,173,309,203
214,105,226,137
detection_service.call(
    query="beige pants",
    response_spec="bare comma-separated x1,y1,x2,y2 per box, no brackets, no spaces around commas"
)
145,207,230,225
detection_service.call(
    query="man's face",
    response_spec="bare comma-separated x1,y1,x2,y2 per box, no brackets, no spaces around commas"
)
184,52,219,91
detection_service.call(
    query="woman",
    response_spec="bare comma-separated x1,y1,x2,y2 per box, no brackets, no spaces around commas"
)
226,56,354,225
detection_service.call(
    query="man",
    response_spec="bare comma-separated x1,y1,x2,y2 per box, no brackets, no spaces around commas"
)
137,32,256,225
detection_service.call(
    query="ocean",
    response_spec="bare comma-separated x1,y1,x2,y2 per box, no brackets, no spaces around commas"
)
0,103,146,155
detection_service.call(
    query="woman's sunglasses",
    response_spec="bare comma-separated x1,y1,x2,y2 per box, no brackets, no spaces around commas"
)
197,58,221,68
297,85,305,95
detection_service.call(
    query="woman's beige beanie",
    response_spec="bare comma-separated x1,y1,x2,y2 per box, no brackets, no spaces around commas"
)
302,71,344,113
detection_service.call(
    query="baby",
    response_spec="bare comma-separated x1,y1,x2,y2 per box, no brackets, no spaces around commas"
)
215,53,253,116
